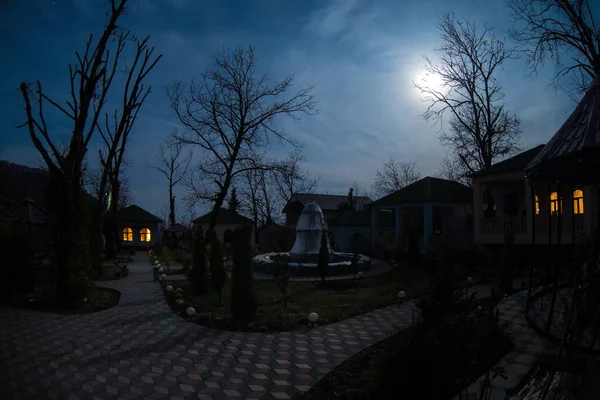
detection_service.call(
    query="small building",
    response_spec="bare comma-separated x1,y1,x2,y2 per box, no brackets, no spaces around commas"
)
192,208,255,249
370,176,473,251
163,223,192,251
118,205,163,248
256,222,293,252
282,193,373,229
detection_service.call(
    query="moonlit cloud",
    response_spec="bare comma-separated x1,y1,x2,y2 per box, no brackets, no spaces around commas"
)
0,0,576,217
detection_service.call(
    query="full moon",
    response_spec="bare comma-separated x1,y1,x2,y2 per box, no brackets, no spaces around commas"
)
415,69,446,93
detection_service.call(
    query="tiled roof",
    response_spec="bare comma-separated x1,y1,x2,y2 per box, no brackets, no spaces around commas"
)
471,145,545,177
282,193,373,213
371,176,472,207
193,208,254,225
118,205,162,223
527,75,600,172
164,223,191,233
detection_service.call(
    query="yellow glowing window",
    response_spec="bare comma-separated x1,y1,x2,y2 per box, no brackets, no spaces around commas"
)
550,192,563,215
140,228,151,242
122,227,133,242
535,195,540,215
573,189,584,214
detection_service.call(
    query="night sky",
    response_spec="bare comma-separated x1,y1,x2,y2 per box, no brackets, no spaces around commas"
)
0,0,576,219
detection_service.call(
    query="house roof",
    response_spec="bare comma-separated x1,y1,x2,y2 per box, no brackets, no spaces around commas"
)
371,176,472,207
526,75,600,173
118,205,162,223
165,223,190,233
472,145,546,177
282,193,373,213
0,197,52,225
193,208,254,225
257,222,285,232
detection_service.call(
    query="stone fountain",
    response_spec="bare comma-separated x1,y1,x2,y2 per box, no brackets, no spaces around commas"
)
253,202,371,277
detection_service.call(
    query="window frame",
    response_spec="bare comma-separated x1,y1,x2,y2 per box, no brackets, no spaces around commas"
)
573,189,584,215
140,228,151,243
122,227,133,242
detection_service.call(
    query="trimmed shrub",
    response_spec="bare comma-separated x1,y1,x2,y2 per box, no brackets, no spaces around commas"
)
190,227,209,294
209,233,227,304
230,226,257,322
406,226,420,267
317,230,329,284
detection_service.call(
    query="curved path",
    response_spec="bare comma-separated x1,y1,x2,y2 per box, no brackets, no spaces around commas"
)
0,255,421,400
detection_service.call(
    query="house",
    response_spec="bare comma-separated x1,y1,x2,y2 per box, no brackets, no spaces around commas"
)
328,209,378,253
256,222,294,252
472,145,546,245
163,223,192,251
118,205,163,248
282,193,373,228
474,76,600,247
192,208,255,249
370,176,473,251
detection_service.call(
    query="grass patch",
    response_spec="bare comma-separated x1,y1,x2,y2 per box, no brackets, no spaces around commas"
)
14,286,120,314
297,298,512,399
162,268,429,332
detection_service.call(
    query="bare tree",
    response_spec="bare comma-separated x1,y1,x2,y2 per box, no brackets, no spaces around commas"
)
149,136,192,227
17,0,159,306
372,158,421,197
414,13,522,177
271,148,320,203
87,167,133,210
508,0,600,97
433,155,472,186
168,46,317,242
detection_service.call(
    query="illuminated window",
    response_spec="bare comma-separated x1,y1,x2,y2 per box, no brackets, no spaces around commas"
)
550,192,563,215
140,228,151,242
573,189,584,214
122,227,133,242
535,195,540,215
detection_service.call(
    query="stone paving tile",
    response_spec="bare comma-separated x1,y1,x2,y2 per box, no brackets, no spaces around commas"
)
452,289,556,400
0,253,500,400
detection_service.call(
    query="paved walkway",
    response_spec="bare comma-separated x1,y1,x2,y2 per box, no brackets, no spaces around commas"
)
0,254,495,400
454,289,555,400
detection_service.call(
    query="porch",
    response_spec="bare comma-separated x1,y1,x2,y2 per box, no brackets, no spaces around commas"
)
473,172,597,245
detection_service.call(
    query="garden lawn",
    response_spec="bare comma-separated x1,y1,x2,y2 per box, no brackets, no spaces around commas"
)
14,285,120,314
163,268,429,332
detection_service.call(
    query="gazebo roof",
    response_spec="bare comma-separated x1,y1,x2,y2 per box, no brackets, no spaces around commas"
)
0,197,52,225
526,76,600,181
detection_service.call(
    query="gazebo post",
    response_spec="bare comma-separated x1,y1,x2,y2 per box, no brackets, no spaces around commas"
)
545,180,562,333
526,178,536,307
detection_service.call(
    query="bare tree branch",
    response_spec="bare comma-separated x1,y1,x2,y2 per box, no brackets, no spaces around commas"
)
149,133,192,226
414,13,522,175
168,45,318,242
508,0,600,97
371,158,421,197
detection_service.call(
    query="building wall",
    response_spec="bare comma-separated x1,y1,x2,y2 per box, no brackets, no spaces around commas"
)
330,226,371,252
119,222,160,247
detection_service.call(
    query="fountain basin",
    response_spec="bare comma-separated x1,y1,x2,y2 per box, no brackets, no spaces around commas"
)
253,252,372,277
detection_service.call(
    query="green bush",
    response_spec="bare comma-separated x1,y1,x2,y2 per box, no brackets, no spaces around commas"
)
190,227,209,294
230,226,257,322
317,230,330,283
209,233,227,304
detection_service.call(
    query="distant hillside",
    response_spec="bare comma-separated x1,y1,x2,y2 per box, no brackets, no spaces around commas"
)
0,160,97,212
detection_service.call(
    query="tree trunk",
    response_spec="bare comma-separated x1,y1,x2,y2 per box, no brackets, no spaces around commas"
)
169,184,175,227
53,174,93,307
